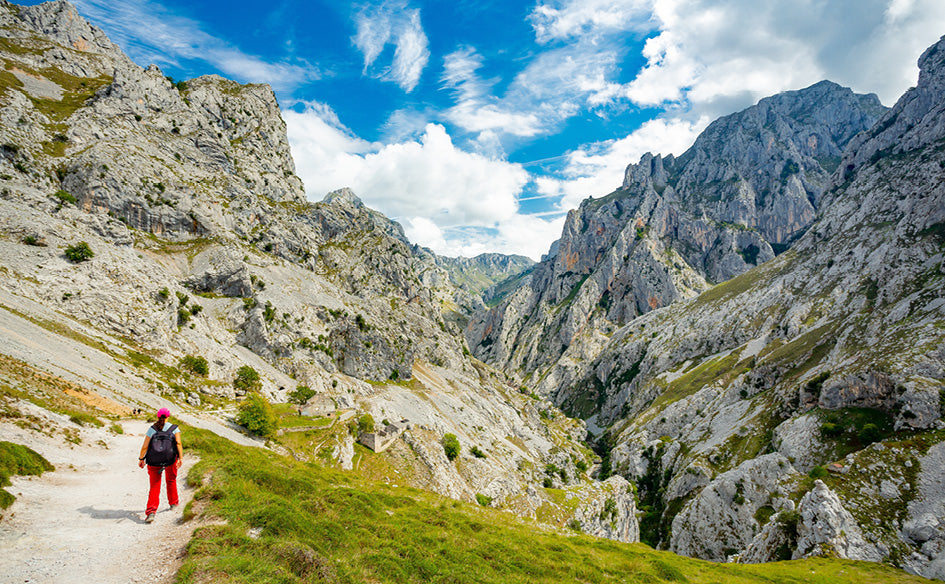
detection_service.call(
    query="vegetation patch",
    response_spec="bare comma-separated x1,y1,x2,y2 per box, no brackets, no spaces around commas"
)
175,428,926,583
0,441,53,508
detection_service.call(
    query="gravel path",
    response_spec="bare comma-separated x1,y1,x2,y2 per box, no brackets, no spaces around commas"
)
0,419,199,584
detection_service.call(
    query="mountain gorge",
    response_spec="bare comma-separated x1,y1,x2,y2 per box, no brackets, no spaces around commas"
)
470,33,945,579
1,0,944,581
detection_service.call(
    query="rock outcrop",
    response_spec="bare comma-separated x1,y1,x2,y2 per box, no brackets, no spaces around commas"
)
467,80,887,392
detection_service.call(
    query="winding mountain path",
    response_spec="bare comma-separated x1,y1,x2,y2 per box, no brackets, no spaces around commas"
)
0,419,198,584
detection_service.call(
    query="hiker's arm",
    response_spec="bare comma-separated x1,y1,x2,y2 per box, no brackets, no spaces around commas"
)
138,436,150,468
175,433,183,469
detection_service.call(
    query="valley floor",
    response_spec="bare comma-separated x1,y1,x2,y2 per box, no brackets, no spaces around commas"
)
0,418,197,584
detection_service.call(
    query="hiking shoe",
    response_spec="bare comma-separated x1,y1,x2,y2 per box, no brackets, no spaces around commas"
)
145,513,155,523
169,505,178,511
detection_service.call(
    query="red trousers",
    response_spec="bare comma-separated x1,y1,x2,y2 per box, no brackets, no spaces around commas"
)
146,464,179,514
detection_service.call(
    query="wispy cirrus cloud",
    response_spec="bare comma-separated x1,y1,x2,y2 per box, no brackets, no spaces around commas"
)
353,0,430,92
71,0,319,92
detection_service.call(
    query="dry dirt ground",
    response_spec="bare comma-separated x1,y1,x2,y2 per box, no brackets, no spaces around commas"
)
0,418,198,584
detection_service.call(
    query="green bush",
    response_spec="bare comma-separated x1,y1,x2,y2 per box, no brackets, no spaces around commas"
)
288,385,316,413
53,189,76,205
157,287,170,302
237,393,278,438
233,365,261,394
858,423,883,445
64,241,93,263
809,465,828,478
180,355,209,376
189,303,203,316
177,307,191,326
358,414,375,434
442,433,460,461
470,445,487,459
0,441,54,508
475,493,493,507
575,459,588,473
176,291,189,306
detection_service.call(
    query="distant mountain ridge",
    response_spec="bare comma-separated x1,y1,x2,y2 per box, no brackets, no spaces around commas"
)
467,80,887,381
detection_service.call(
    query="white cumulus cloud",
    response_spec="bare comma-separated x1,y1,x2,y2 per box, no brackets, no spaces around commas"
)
285,103,559,257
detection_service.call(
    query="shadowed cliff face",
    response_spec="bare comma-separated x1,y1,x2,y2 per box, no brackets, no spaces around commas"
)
467,81,887,384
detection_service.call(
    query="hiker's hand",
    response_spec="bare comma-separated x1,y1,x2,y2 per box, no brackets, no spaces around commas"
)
138,459,145,469
176,458,182,470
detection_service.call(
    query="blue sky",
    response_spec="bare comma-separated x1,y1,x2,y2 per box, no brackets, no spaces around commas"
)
27,0,945,259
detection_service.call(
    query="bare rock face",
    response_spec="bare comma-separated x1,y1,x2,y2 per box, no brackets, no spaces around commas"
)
670,454,796,561
794,480,882,561
467,80,887,392
567,476,639,542
529,34,945,577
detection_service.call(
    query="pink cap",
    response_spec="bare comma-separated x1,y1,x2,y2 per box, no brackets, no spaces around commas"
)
157,408,171,418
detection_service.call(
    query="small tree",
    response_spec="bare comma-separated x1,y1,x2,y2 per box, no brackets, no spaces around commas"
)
64,241,93,263
237,392,278,438
358,413,375,434
233,365,261,394
179,355,209,376
442,433,460,461
287,385,316,415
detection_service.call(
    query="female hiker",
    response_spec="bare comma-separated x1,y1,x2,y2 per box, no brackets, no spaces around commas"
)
137,408,183,523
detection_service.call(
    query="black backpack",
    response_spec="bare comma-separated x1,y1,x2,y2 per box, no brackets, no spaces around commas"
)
146,424,178,467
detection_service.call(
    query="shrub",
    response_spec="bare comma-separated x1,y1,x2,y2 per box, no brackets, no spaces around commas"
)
442,433,460,461
358,414,375,434
475,493,492,507
180,355,209,376
287,385,315,413
176,291,189,306
820,422,842,437
177,308,191,326
263,301,276,323
575,459,588,473
54,189,76,205
233,365,261,394
470,446,487,459
64,241,93,263
237,393,278,438
157,287,170,302
189,303,203,316
567,519,583,532
542,477,553,488
858,423,883,445
809,465,828,478
22,235,44,246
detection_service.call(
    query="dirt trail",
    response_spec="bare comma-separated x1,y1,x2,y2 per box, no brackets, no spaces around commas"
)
0,418,199,584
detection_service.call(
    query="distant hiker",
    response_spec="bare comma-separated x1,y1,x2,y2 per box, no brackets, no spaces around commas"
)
137,408,183,524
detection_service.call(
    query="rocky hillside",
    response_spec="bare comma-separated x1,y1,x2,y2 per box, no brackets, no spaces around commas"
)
539,36,945,579
0,0,634,536
467,80,887,384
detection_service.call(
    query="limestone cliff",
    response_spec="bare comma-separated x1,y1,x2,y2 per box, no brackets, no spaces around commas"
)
467,81,887,392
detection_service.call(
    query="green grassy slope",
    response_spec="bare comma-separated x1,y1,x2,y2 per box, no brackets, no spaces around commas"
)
180,427,932,584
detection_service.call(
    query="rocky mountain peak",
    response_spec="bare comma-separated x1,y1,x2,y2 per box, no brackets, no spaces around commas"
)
323,187,365,209
10,0,130,67
468,78,887,380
